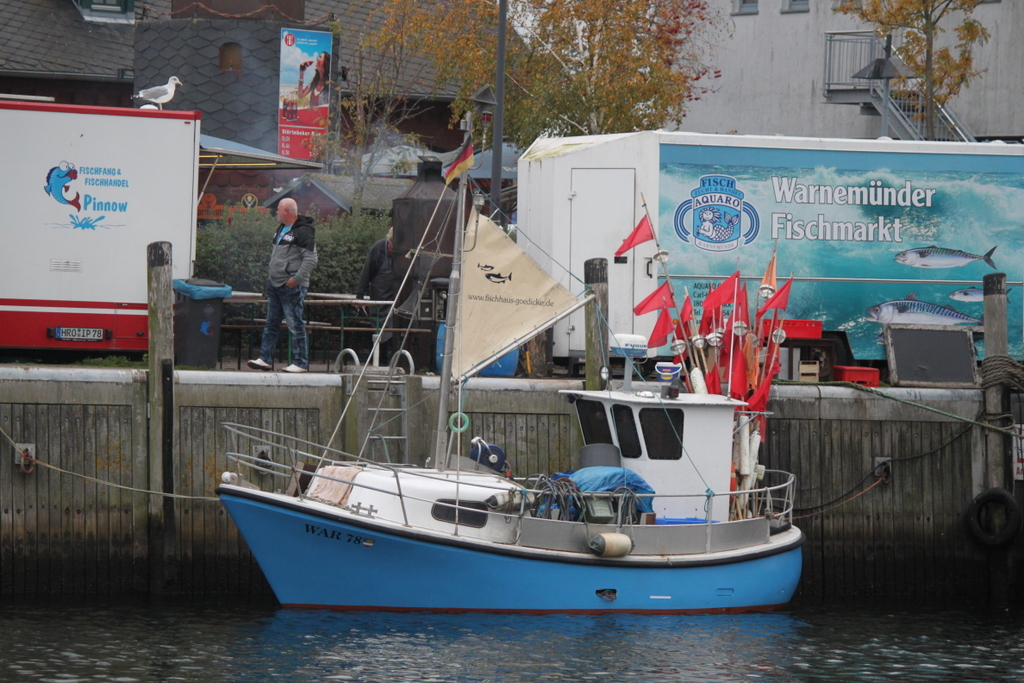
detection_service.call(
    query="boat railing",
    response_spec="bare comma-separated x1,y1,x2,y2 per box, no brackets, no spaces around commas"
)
221,423,796,533
222,422,529,527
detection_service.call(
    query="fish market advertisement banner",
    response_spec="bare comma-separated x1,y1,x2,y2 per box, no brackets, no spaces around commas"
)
659,142,1024,360
278,28,332,160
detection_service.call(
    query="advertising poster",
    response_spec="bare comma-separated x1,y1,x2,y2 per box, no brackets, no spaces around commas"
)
278,28,332,160
658,143,1024,360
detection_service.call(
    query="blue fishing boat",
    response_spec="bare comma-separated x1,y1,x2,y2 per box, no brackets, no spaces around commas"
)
217,386,802,612
217,158,803,613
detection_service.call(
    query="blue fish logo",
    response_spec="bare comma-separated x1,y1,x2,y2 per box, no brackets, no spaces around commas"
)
674,174,759,253
44,161,81,211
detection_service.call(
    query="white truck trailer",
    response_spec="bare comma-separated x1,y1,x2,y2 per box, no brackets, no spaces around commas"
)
0,101,199,353
519,131,1024,365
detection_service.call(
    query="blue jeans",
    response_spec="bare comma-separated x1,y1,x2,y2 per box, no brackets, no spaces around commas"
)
260,281,308,369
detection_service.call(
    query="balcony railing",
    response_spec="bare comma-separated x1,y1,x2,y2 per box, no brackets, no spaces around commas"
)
823,31,975,142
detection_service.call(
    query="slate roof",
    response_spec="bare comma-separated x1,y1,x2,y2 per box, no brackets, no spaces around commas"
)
264,172,414,212
1,0,455,93
134,17,287,149
3,0,461,152
0,0,135,79
306,0,459,100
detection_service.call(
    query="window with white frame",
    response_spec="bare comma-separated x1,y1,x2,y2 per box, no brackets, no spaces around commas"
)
735,0,758,15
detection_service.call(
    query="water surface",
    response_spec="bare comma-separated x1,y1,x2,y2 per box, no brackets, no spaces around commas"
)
0,597,1020,682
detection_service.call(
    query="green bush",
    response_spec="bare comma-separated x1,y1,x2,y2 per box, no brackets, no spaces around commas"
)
194,207,389,296
310,211,391,295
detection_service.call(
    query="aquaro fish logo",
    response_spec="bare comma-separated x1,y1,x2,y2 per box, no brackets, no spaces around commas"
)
673,174,759,253
44,161,81,211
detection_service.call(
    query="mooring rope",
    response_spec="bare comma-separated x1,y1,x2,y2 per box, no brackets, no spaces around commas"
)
785,379,1024,440
783,371,1024,518
0,423,217,501
793,476,888,520
981,354,1024,392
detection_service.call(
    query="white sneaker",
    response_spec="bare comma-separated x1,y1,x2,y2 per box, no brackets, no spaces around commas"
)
247,358,272,371
283,364,308,373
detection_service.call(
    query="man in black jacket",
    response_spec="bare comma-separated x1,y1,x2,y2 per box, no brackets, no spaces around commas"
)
355,228,395,361
355,228,394,304
247,198,318,372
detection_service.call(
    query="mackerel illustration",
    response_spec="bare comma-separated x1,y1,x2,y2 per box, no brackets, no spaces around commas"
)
866,293,981,325
948,286,1012,303
894,245,997,269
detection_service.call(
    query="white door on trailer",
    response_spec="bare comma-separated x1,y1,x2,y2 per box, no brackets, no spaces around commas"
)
567,168,637,358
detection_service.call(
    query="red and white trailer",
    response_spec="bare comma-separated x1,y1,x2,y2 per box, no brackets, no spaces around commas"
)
0,102,199,353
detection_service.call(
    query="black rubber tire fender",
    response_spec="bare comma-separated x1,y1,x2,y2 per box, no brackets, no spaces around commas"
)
966,487,1022,547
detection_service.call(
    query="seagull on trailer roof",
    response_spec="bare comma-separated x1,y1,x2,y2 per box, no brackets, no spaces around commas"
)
133,76,183,109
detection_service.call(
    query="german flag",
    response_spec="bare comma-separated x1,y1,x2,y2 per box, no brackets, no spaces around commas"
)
444,139,474,185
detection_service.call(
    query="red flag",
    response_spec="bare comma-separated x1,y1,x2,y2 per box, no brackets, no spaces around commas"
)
633,281,676,316
648,307,675,348
731,283,750,336
675,295,693,337
615,214,655,257
702,271,741,312
756,277,793,321
747,350,779,412
444,140,474,185
699,305,717,336
728,344,748,401
746,378,772,414
672,296,693,362
679,294,693,325
725,284,750,400
704,363,722,394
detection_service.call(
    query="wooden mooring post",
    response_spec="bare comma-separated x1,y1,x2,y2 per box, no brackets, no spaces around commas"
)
147,241,176,592
982,272,1013,605
584,258,608,391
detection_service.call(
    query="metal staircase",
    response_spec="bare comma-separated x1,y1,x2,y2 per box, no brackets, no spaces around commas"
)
823,31,976,142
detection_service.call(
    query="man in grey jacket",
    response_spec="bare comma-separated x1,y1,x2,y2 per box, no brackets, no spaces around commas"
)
247,198,318,372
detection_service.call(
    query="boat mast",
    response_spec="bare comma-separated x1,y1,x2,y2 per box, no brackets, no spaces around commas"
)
432,113,472,471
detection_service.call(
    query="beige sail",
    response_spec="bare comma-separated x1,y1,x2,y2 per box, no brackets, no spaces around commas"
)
451,211,591,381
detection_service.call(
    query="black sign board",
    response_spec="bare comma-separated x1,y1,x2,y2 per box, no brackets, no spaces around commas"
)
884,324,979,388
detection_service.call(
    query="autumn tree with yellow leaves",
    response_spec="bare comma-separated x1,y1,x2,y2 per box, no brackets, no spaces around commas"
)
314,0,728,202
502,0,728,146
835,0,990,140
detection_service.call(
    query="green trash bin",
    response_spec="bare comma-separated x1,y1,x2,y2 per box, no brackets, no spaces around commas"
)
173,278,232,368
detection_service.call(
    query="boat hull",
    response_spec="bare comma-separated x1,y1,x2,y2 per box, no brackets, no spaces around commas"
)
219,488,803,614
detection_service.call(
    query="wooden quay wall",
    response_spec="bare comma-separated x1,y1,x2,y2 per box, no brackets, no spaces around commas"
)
1,366,1020,605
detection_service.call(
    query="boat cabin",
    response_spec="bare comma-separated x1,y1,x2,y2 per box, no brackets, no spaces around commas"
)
563,389,744,521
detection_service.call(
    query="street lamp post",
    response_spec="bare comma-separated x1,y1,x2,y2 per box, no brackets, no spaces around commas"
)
489,0,507,223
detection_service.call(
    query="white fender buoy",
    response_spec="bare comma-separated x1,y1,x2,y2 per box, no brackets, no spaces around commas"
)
689,367,708,394
588,533,634,557
746,429,762,485
737,418,752,476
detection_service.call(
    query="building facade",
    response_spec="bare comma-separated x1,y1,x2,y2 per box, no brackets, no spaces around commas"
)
681,0,1021,141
